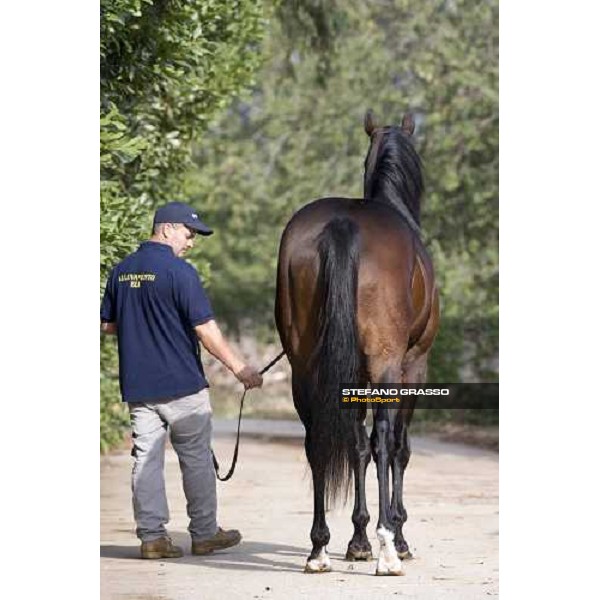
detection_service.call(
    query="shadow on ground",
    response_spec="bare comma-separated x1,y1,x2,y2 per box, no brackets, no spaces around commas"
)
100,537,351,574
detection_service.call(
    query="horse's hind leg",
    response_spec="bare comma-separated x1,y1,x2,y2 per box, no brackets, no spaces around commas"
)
371,402,404,575
304,431,332,573
391,355,427,558
369,361,406,576
346,408,372,561
390,400,416,559
292,375,332,573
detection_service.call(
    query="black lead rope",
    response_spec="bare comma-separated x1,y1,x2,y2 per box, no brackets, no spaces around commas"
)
211,350,286,481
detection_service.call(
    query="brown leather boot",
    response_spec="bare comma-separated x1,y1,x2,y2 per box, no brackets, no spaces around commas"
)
191,527,242,555
140,536,184,559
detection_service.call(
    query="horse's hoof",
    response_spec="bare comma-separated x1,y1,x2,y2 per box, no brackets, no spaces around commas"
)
345,549,373,561
376,526,406,575
398,549,413,560
375,554,405,576
304,549,332,573
304,564,332,573
346,542,373,561
375,566,405,576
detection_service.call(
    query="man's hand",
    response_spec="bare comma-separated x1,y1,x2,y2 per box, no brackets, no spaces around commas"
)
234,365,263,390
195,320,264,389
101,322,117,335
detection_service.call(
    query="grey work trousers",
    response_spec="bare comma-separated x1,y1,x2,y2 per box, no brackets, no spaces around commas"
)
128,389,218,543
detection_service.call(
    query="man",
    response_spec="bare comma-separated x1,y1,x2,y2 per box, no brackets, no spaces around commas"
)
101,201,263,559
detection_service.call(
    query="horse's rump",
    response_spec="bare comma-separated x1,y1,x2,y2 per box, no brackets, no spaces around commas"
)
276,197,434,371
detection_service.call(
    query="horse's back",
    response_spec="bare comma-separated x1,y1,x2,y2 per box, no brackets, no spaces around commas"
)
279,197,414,248
278,196,420,284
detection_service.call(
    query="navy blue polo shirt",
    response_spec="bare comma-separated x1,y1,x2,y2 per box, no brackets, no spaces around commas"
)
100,242,214,403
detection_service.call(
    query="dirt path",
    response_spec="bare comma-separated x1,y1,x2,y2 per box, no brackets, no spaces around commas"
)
101,425,498,599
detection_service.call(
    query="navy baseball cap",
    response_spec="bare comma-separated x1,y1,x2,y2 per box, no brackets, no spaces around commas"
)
153,202,213,236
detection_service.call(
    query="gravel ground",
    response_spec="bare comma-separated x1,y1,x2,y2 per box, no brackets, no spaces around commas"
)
101,423,498,600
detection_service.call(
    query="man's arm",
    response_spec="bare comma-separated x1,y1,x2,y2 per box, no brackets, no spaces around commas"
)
101,322,117,335
194,319,263,389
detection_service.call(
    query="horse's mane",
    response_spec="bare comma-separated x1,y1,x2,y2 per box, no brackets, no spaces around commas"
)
365,128,424,233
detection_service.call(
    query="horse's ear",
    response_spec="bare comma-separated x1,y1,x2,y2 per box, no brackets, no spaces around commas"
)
401,113,415,137
364,109,379,137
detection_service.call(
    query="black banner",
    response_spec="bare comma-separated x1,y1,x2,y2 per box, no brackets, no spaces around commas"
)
338,383,499,409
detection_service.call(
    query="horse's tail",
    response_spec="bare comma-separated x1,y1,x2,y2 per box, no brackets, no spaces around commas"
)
308,217,362,506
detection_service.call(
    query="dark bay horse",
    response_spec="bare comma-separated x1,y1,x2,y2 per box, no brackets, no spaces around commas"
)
275,110,439,576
